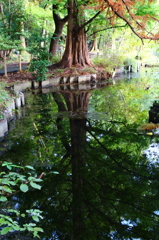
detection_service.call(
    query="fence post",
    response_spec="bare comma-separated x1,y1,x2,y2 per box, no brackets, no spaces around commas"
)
19,54,22,72
4,52,7,77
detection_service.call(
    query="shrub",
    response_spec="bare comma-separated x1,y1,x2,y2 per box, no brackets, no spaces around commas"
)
0,162,44,238
29,59,49,82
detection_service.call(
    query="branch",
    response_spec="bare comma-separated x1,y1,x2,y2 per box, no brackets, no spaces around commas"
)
78,11,101,32
105,0,159,41
53,4,68,24
88,24,127,37
121,0,145,30
112,10,144,43
85,126,152,179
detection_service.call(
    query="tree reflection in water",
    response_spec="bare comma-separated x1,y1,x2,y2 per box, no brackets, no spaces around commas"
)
1,85,159,240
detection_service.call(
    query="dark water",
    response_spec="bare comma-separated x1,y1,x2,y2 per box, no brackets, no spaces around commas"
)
1,72,159,240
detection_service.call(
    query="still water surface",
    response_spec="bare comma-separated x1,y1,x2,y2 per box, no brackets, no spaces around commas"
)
1,71,159,239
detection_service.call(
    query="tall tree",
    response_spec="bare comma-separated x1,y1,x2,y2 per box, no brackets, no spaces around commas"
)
49,4,68,56
50,0,159,69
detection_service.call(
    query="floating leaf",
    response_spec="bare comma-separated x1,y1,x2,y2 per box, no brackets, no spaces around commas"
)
20,184,29,192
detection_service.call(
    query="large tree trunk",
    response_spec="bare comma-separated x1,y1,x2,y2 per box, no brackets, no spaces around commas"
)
54,0,93,68
49,4,68,56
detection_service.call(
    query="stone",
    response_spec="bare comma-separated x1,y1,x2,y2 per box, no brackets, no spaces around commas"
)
14,81,32,92
15,96,21,108
78,75,86,83
41,80,50,88
3,100,15,119
19,92,25,106
49,77,61,85
0,119,8,138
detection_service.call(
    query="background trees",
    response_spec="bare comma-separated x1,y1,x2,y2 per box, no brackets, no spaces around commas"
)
0,0,159,70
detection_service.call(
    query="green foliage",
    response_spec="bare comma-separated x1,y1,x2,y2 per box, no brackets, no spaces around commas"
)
93,53,125,72
123,57,136,69
0,35,22,52
26,1,53,23
0,162,43,238
50,55,61,64
0,1,26,44
136,4,157,16
29,58,49,81
28,45,50,60
28,45,51,81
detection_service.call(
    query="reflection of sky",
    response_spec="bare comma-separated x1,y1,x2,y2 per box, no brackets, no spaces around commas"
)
144,143,159,163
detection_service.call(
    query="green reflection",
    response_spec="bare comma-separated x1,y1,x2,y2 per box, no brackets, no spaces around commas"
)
1,77,159,240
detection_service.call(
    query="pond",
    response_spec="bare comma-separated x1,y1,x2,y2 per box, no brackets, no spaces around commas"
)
1,69,159,240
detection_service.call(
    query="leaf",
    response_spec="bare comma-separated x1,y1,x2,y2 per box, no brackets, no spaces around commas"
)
0,218,7,225
7,165,12,170
28,176,35,181
1,227,11,235
32,216,39,222
146,132,153,135
3,186,12,193
8,181,16,186
33,178,43,182
0,196,7,202
33,232,40,238
25,165,35,170
52,171,59,174
12,225,20,231
20,184,29,192
17,175,27,181
21,213,26,217
33,227,43,232
2,162,11,167
7,209,19,215
30,182,41,190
